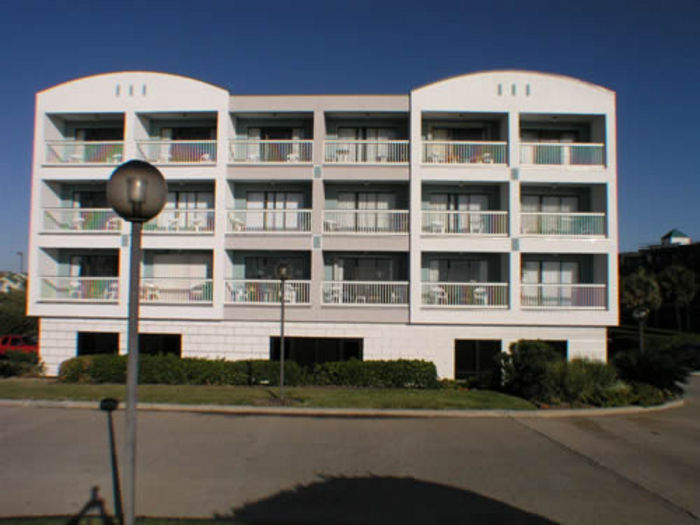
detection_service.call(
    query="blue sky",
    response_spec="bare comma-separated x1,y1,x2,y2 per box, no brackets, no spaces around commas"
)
1,0,698,271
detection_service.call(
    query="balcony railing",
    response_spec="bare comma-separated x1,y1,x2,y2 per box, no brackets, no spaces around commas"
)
229,140,313,163
422,141,507,165
140,278,213,304
421,282,509,307
324,140,409,164
520,143,605,166
521,213,606,237
43,208,122,233
323,210,409,234
521,284,607,308
227,210,312,233
136,140,217,164
322,281,408,305
225,280,310,305
45,141,124,164
40,277,119,302
144,209,215,233
421,211,508,235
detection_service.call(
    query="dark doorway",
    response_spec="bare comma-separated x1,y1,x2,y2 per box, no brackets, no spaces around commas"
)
139,334,182,357
454,340,501,381
270,337,363,367
77,332,119,356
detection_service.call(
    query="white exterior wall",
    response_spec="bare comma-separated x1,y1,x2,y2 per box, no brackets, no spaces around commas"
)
40,317,606,377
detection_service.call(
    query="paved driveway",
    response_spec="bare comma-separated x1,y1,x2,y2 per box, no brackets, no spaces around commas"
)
0,376,698,524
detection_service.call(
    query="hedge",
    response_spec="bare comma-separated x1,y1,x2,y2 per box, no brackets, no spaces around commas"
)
0,351,44,378
58,355,439,389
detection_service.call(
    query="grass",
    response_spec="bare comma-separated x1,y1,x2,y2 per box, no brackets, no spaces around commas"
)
0,378,535,410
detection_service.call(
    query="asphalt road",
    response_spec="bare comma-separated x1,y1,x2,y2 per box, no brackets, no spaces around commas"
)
1,377,699,524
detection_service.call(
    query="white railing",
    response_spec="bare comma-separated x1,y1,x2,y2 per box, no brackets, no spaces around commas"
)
140,278,213,304
421,211,508,235
40,277,119,302
227,210,312,233
521,284,607,308
225,280,310,305
323,210,409,234
520,143,605,166
322,281,409,305
324,140,409,164
45,141,124,164
136,140,217,164
42,208,122,233
421,282,508,307
229,140,313,163
422,141,507,164
521,213,606,237
144,209,215,233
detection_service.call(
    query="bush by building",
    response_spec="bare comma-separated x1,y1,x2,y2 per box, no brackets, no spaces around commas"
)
0,350,44,377
58,355,438,389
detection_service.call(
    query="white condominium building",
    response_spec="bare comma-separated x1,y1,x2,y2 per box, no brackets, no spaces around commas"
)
28,70,618,378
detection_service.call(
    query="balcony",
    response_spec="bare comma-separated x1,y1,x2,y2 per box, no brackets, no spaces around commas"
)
521,213,606,237
45,141,124,165
144,209,215,234
421,211,508,235
43,208,122,233
324,140,409,164
520,143,604,167
229,140,312,163
224,280,310,305
421,282,508,307
322,281,408,305
227,209,312,233
323,210,409,234
140,278,213,304
40,277,119,302
136,140,217,164
521,284,607,308
422,142,507,165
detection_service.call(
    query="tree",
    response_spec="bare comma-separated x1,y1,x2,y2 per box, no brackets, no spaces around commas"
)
620,267,662,316
658,265,697,331
0,289,37,335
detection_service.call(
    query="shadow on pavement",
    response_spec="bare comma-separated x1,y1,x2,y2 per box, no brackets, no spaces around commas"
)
219,475,558,524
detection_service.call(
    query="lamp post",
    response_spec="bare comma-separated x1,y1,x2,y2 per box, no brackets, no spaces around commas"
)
276,262,290,404
107,160,166,525
633,306,650,354
16,251,23,274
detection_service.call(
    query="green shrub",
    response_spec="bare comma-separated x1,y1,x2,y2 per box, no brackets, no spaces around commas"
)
614,346,690,394
89,355,127,383
0,351,44,377
630,382,668,406
498,340,563,403
555,358,618,406
312,359,438,388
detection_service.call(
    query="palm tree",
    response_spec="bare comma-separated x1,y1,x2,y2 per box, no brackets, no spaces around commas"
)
658,265,696,331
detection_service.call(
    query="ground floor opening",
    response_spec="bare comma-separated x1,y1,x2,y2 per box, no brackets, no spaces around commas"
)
77,332,119,356
454,339,502,381
270,336,363,367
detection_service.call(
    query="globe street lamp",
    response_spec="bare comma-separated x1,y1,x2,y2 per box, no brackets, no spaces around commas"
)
276,262,290,404
107,160,166,525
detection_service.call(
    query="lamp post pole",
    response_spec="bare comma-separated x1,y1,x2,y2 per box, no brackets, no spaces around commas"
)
17,251,23,274
277,263,289,404
124,219,142,525
633,307,650,355
107,161,166,525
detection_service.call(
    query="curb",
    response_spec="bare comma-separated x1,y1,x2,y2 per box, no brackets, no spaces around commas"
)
0,398,685,419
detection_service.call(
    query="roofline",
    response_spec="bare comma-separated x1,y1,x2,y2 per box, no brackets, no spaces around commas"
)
412,69,615,95
37,71,229,95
